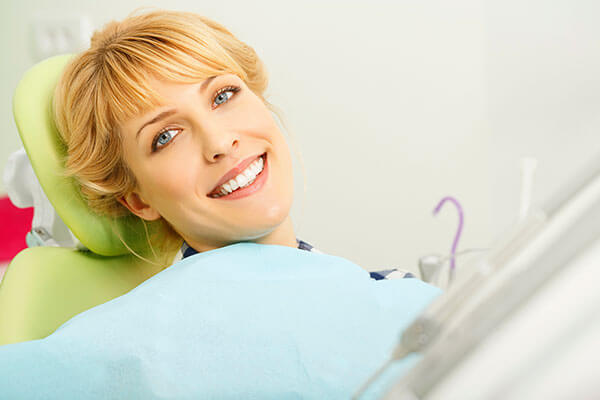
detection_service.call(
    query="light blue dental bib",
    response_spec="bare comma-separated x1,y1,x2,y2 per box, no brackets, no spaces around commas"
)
0,243,440,399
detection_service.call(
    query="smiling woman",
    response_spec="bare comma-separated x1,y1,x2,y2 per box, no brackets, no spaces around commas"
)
53,10,298,258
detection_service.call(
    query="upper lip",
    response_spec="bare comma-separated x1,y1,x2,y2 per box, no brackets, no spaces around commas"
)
208,153,265,195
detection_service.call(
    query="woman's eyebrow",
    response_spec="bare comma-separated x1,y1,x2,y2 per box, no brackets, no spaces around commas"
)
136,109,177,141
200,75,217,93
135,76,218,141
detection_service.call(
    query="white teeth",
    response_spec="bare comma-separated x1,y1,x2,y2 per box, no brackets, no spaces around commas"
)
248,158,263,177
236,174,248,188
214,155,265,196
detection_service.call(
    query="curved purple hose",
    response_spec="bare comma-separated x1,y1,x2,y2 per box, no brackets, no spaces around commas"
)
433,196,464,271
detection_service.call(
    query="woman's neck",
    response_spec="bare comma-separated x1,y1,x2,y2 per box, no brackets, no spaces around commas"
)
252,215,298,248
183,215,298,253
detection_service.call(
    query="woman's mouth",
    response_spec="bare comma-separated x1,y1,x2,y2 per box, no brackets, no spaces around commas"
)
207,153,268,199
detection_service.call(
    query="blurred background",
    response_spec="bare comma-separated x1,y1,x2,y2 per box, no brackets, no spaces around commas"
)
1,0,599,276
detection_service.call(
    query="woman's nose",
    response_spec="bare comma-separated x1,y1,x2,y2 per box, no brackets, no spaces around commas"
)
208,138,239,162
196,121,240,162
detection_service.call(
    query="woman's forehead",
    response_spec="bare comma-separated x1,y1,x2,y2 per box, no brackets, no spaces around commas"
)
117,74,229,131
144,73,243,104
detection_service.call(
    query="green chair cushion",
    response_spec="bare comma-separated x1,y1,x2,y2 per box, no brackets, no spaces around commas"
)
12,54,156,256
0,247,164,345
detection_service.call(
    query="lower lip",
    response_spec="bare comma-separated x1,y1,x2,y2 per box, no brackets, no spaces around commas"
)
210,154,268,200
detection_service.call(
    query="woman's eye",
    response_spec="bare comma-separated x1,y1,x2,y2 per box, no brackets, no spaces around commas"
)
212,86,240,108
152,128,180,152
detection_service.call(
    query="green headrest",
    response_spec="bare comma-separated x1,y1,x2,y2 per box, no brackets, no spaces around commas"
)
12,54,157,257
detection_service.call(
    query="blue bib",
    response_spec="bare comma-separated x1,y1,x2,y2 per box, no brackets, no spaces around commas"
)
0,243,440,399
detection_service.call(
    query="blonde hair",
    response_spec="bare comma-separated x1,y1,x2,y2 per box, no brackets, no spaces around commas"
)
52,9,291,260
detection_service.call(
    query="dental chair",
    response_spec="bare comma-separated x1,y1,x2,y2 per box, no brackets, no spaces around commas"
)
0,55,176,346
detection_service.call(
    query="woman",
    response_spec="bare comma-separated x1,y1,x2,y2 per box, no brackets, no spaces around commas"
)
54,10,314,260
54,9,412,278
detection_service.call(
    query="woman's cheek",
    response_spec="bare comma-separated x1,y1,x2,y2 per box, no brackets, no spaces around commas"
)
148,148,196,199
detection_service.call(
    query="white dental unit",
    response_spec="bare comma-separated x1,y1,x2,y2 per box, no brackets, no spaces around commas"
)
355,153,600,399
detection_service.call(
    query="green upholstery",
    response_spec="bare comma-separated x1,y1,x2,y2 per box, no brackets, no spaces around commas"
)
12,54,154,256
0,55,174,345
0,248,164,345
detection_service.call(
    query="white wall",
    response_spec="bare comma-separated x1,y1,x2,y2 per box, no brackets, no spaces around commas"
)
5,1,595,275
485,0,600,237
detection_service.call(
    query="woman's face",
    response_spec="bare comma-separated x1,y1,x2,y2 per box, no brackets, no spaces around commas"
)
118,74,295,252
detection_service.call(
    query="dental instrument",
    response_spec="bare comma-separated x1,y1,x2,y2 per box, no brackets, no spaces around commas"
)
370,150,600,399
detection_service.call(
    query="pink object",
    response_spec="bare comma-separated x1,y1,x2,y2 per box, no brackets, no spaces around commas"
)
433,196,464,271
0,196,33,262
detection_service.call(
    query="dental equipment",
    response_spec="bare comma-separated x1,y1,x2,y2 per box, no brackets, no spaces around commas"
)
3,148,84,249
433,196,463,279
418,248,488,288
429,196,464,286
519,157,538,221
354,150,600,399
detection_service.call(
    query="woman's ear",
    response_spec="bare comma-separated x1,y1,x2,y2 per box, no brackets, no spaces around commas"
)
118,192,161,221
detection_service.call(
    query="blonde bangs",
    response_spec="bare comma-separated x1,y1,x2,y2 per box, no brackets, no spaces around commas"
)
94,24,247,128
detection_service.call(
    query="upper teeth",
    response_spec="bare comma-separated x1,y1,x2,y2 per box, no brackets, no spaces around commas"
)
218,156,264,195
